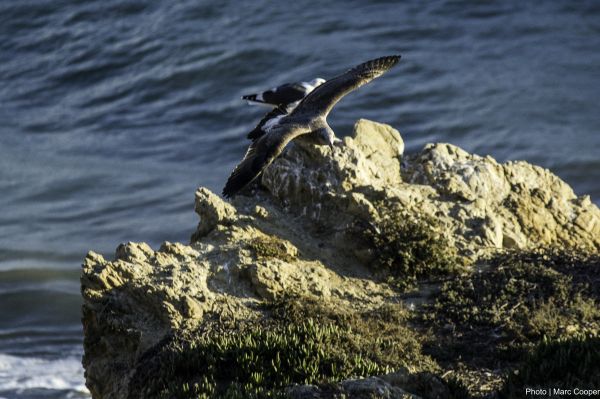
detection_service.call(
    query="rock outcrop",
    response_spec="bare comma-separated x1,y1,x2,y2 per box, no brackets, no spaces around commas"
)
81,119,600,398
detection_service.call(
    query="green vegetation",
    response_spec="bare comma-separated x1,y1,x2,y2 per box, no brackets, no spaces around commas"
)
128,298,441,398
139,228,600,398
247,235,296,262
361,202,462,291
422,247,600,370
502,334,600,398
268,297,439,374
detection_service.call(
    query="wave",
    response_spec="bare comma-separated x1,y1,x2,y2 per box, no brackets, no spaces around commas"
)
0,354,89,396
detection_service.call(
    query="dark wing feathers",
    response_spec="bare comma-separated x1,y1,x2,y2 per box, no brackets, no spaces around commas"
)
246,106,288,141
223,127,305,198
242,82,307,106
292,55,400,118
262,83,307,105
224,55,401,198
222,141,267,198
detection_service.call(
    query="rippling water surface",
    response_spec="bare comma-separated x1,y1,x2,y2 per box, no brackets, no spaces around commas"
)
1,1,599,397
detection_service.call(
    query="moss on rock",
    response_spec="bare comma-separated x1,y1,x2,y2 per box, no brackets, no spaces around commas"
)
128,297,442,398
268,297,440,374
82,121,600,398
501,334,600,398
247,235,297,262
361,202,462,291
421,247,600,373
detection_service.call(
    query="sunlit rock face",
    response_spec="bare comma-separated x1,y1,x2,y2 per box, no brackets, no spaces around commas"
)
81,119,599,398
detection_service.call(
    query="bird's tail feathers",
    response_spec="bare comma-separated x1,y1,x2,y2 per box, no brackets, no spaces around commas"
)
247,127,264,141
242,94,266,104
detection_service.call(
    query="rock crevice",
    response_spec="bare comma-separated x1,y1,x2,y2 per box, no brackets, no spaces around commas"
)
81,119,600,398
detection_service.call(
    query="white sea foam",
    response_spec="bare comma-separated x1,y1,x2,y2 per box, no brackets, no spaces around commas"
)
0,353,89,395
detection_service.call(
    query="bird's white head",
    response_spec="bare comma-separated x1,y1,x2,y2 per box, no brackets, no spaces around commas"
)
309,77,326,88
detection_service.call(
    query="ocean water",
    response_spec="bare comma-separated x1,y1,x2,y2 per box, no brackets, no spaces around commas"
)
1,1,599,397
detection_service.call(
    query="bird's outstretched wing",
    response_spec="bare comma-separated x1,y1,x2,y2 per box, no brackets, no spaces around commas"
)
225,55,400,198
292,55,400,118
223,126,307,198
246,105,288,141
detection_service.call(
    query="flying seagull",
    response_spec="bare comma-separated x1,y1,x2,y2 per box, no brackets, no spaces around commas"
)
242,78,327,109
245,105,288,141
223,55,401,198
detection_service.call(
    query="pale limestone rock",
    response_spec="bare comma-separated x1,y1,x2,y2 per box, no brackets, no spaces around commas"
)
81,119,599,398
286,369,452,399
254,205,269,218
192,187,237,239
259,120,599,255
261,119,404,206
349,118,404,187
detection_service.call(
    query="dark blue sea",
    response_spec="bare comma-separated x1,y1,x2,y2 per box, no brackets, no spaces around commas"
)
1,1,599,397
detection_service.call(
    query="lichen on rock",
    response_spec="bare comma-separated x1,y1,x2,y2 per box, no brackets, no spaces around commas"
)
81,119,600,398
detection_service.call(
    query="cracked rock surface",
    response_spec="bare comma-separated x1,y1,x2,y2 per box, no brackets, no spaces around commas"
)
81,119,599,398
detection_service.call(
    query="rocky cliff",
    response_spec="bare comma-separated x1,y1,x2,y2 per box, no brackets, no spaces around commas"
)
81,120,600,398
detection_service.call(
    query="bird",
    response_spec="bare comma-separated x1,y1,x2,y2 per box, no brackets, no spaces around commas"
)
223,55,401,198
243,79,328,141
245,105,288,142
242,78,327,110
